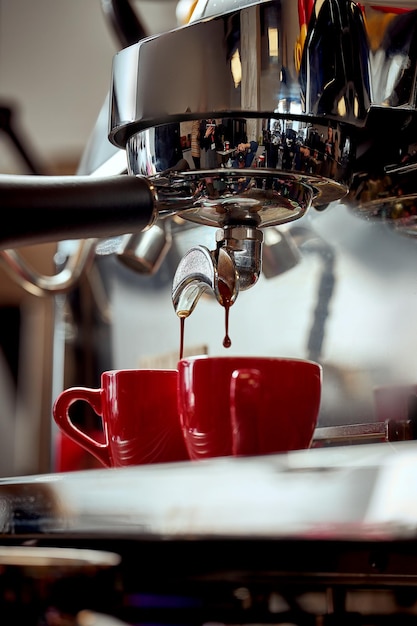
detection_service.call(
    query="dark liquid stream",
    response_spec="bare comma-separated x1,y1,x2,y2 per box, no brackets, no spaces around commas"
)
218,280,233,349
179,282,233,358
179,316,186,361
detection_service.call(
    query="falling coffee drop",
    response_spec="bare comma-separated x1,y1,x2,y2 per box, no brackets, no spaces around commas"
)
223,327,232,349
218,279,233,349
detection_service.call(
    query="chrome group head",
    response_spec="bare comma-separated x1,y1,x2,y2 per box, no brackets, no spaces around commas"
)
109,0,417,315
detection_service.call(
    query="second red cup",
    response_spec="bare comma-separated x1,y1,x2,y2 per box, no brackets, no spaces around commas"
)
177,356,322,460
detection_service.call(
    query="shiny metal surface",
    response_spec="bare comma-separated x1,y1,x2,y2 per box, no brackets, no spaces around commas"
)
109,0,360,315
0,441,417,539
172,243,239,315
108,0,417,320
337,4,417,233
151,169,329,226
110,0,356,222
345,158,417,236
6,1,416,299
109,1,367,144
117,219,172,274
110,0,417,145
110,1,417,199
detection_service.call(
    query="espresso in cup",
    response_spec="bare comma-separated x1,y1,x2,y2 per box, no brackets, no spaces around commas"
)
53,369,189,468
177,355,322,460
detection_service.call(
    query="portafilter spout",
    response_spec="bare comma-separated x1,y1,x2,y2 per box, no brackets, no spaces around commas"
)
172,224,263,317
161,169,316,317
172,244,239,318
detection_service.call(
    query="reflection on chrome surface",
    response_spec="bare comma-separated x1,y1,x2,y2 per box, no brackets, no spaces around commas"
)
125,115,349,316
109,0,417,319
109,1,417,209
151,168,316,227
344,152,417,236
110,0,417,240
109,0,371,145
126,116,352,243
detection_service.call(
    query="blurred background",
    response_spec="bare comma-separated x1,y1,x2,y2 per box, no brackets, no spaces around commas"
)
0,1,184,175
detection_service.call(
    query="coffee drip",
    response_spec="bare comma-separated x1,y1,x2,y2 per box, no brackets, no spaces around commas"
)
179,316,186,361
218,279,232,349
178,279,233,360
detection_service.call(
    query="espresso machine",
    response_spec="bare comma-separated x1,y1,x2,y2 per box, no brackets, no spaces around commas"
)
3,0,417,442
1,0,417,623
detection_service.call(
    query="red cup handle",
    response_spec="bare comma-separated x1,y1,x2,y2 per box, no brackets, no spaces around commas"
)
230,368,262,456
52,388,111,467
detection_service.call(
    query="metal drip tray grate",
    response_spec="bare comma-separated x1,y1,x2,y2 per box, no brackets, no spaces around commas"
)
313,420,417,447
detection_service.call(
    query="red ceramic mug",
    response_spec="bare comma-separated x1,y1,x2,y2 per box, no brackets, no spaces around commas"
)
177,356,322,460
53,369,189,468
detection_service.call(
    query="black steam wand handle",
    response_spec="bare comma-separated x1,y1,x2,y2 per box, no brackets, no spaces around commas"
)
0,174,157,249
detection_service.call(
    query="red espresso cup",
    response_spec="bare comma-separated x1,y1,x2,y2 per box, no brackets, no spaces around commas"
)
53,369,189,468
177,356,322,460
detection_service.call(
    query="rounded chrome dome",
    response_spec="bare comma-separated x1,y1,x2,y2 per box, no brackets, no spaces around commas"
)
109,1,417,232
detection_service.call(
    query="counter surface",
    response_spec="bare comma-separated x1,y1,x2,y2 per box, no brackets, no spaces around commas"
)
0,441,416,541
